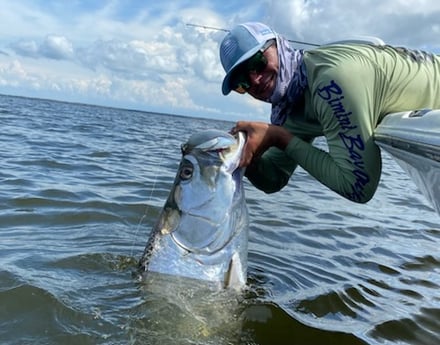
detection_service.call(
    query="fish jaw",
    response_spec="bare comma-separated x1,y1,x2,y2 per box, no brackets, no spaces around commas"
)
143,207,248,289
143,188,249,287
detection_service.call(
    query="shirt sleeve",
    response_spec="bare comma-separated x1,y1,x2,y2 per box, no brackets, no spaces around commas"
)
245,116,316,193
244,146,297,193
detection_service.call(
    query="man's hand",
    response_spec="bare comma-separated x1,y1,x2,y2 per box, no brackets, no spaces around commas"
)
231,121,292,167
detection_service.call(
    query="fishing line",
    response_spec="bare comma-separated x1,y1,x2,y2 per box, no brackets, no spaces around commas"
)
129,129,171,259
185,23,320,47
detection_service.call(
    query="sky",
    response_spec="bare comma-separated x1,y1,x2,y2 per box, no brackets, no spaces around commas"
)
1,0,440,122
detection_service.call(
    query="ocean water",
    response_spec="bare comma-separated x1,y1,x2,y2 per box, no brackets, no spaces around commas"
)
0,94,439,345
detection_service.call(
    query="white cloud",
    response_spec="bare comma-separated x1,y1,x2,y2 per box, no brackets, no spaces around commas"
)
40,35,74,60
0,60,33,83
10,35,74,60
268,0,440,48
9,35,74,60
10,40,40,58
77,39,162,78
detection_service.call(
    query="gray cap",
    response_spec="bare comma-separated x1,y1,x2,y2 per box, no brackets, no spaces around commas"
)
219,22,276,95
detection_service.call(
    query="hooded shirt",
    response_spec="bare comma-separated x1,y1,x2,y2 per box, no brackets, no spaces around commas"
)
269,35,308,125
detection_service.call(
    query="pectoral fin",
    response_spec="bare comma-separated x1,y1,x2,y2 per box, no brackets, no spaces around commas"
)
224,252,245,290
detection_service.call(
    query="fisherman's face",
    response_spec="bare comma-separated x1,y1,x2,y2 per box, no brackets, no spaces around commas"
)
246,44,279,101
231,42,279,101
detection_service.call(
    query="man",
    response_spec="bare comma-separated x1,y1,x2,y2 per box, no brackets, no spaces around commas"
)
220,22,440,203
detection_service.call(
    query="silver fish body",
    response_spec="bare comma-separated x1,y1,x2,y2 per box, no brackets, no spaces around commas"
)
139,129,249,289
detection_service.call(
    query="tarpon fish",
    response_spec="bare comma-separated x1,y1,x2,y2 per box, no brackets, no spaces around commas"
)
139,129,249,289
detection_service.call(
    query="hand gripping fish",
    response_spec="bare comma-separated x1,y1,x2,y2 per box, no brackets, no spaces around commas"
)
139,129,249,290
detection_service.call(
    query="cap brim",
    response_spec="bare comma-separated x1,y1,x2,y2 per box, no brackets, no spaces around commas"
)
221,43,266,95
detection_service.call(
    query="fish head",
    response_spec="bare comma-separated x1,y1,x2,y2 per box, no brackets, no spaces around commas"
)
163,129,246,253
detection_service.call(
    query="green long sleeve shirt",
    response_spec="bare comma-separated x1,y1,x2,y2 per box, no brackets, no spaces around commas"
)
246,44,440,203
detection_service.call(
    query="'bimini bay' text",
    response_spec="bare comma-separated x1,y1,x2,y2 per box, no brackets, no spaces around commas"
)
316,80,370,202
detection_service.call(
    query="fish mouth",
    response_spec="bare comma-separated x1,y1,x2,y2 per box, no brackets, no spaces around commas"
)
222,131,246,174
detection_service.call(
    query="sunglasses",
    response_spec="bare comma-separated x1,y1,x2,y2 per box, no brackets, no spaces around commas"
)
231,39,275,94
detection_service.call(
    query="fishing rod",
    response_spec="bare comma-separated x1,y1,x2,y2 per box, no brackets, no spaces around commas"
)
185,23,320,47
186,23,230,33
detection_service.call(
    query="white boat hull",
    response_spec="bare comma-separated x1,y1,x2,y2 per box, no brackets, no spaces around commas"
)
374,109,440,215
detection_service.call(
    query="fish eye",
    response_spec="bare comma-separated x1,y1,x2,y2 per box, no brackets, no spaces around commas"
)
179,164,193,180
